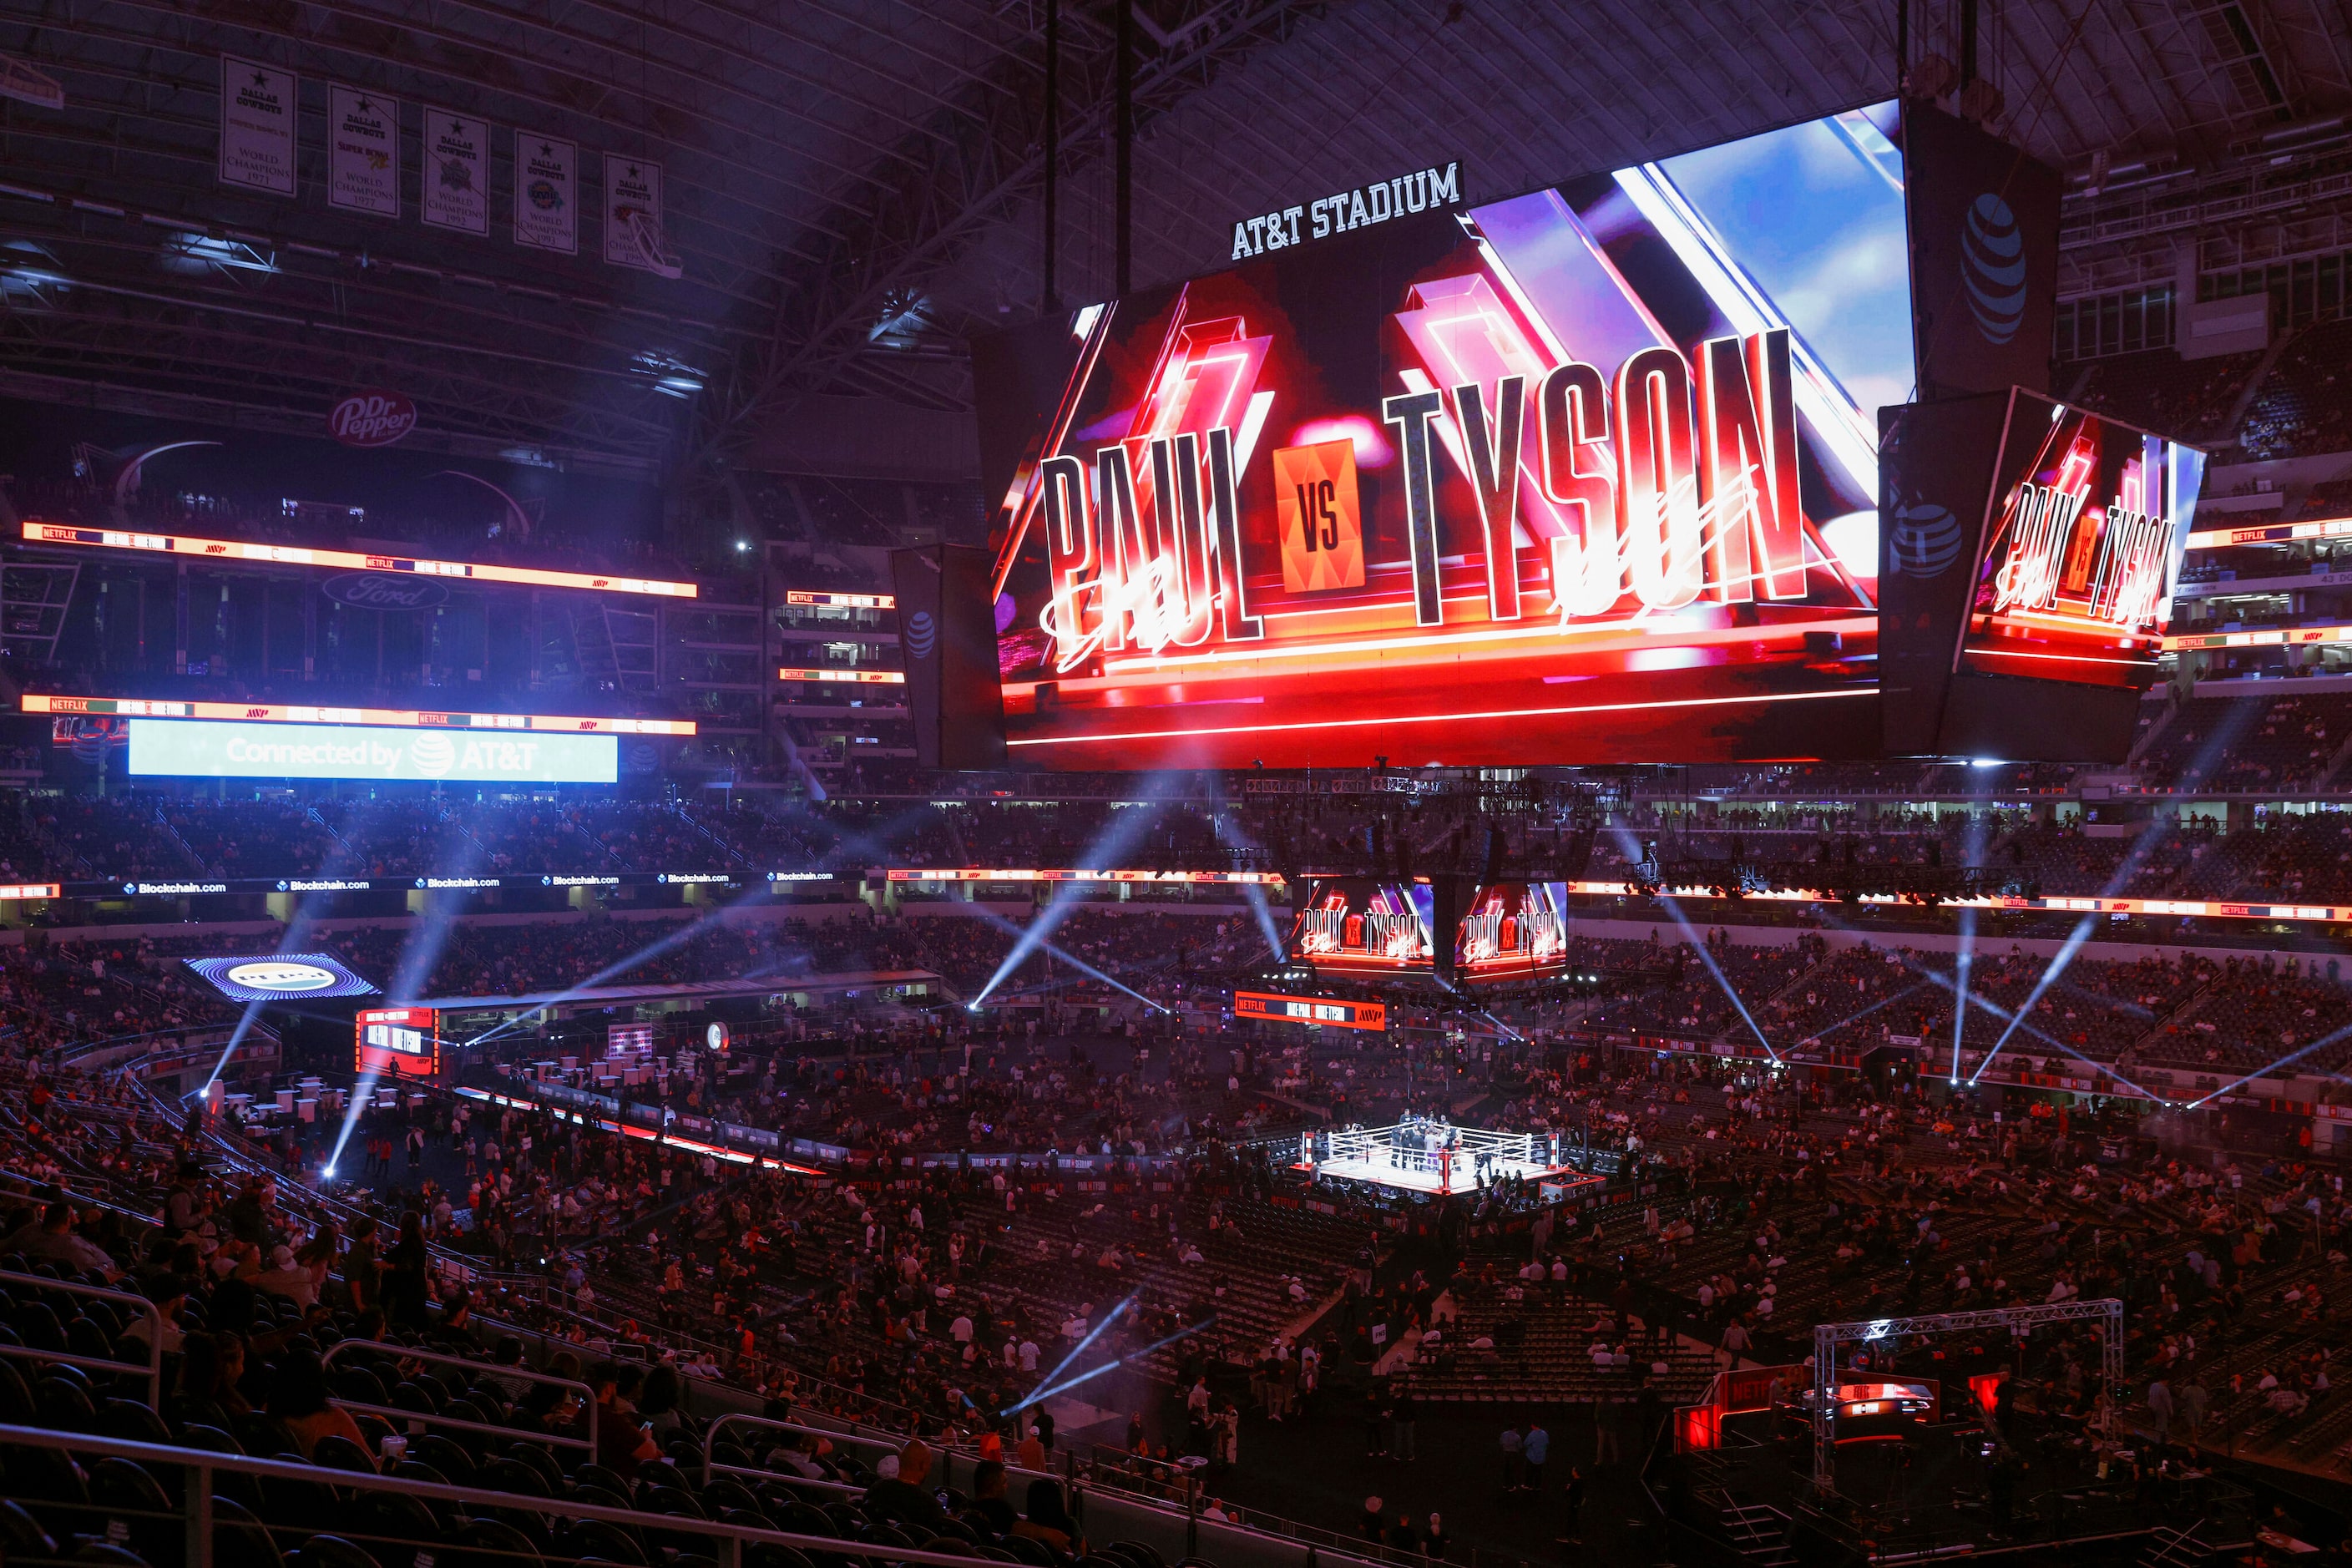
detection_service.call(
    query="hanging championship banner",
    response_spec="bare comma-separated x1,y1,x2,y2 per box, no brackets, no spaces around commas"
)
218,56,297,196
422,109,490,235
513,133,577,255
603,156,664,270
326,85,397,218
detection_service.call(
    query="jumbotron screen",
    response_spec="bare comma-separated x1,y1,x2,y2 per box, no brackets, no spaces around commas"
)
1290,878,1436,976
356,1006,442,1080
1454,880,1571,984
979,104,1913,767
1956,393,2203,688
128,718,618,783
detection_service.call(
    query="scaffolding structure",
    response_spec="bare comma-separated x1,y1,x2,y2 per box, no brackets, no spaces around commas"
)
1810,1298,2123,1490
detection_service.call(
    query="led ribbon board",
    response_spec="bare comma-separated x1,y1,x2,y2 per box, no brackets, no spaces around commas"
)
978,104,1914,767
776,668,904,684
1558,878,2347,924
1234,990,1386,1030
26,695,692,734
21,522,698,597
186,951,379,1002
784,589,894,608
2185,517,2352,550
2162,624,2352,652
886,867,1282,884
127,718,619,783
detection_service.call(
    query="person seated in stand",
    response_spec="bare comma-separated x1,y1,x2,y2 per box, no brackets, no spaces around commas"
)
267,1348,372,1464
964,1459,1019,1535
865,1439,954,1534
589,1361,663,1481
168,1329,250,1433
2,1201,122,1280
1017,1478,1086,1555
120,1273,187,1356
250,1242,320,1308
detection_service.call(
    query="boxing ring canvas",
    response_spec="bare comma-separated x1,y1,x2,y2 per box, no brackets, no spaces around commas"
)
1295,1119,1599,1196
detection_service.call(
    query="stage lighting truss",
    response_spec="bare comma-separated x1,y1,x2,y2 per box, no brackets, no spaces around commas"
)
1809,1298,2122,1490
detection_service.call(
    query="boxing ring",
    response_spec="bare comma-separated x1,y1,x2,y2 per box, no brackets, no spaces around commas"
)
1295,1118,1594,1196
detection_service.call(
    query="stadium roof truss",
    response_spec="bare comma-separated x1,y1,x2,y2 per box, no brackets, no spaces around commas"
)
0,0,2349,479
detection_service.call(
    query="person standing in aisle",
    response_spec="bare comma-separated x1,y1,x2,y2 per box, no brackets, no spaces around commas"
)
1523,1419,1550,1493
1555,1465,1587,1545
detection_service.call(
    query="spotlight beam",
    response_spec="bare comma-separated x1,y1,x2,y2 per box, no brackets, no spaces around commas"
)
2186,1018,2352,1109
1203,782,1287,963
1967,790,2203,1085
1009,1318,1216,1413
1949,800,1993,1085
200,801,378,1100
1792,979,1932,1046
970,796,1171,1006
964,906,1168,1014
331,827,488,1176
1612,827,1779,1065
1876,943,2166,1102
466,883,782,1048
1021,1290,1139,1402
1968,916,2096,1085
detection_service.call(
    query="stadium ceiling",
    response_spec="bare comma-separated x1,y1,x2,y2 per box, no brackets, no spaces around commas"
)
0,0,2347,486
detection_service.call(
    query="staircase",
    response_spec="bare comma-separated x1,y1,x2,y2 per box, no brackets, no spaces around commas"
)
561,810,625,870
147,803,209,873
2210,326,2299,443
306,804,354,860
2139,1520,2214,1568
2130,980,2217,1057
1713,1494,1798,1568
2124,700,2183,769
668,800,751,868
2307,722,2352,791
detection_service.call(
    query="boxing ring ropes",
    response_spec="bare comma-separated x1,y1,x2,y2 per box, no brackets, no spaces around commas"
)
1296,1120,1580,1195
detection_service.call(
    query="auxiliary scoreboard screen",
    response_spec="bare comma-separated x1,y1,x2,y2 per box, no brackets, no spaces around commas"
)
356,1006,442,1079
1234,990,1386,1031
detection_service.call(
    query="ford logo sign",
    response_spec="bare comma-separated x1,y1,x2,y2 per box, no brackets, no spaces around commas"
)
321,572,449,611
328,389,418,448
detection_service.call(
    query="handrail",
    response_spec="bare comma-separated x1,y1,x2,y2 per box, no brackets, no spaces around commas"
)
704,1452,867,1500
699,1411,962,1485
0,1266,164,1407
321,1337,594,1450
706,1412,851,1484
339,1394,592,1451
322,1337,596,1404
0,1419,993,1568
